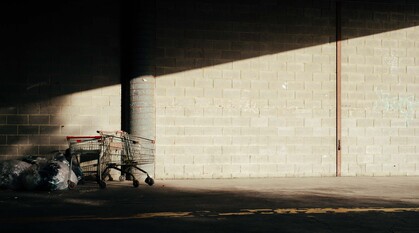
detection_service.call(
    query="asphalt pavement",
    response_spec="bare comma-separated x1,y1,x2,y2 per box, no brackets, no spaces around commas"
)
1,176,419,233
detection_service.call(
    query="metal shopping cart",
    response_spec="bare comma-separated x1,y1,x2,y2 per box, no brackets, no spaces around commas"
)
96,130,155,189
66,135,102,188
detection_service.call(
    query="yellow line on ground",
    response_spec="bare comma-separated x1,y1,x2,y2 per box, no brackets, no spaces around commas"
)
272,207,419,214
133,212,193,219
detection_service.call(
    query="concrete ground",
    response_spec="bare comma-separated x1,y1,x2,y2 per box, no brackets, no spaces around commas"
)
1,177,419,233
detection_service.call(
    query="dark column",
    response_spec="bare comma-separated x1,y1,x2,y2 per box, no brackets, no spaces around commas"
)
121,0,156,177
121,0,156,138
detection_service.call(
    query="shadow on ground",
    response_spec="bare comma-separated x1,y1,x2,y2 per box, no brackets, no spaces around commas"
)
1,178,419,233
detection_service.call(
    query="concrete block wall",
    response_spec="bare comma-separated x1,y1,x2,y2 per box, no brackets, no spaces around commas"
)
154,0,337,179
1,0,417,180
0,1,121,159
341,2,419,176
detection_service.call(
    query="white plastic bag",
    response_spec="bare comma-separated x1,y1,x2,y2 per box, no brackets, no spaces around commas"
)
39,160,78,191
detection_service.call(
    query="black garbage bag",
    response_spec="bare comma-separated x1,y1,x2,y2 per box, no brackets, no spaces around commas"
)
19,165,42,191
0,160,32,190
0,156,78,191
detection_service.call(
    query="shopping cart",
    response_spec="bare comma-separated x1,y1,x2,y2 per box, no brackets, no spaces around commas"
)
66,135,102,189
96,130,155,189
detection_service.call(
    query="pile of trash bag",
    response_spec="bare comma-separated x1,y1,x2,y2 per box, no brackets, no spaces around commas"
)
0,151,81,191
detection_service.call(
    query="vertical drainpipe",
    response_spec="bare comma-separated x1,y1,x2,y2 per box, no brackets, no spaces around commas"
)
336,0,342,177
121,0,156,178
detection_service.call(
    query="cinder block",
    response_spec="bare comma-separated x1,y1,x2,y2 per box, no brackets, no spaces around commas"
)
0,116,6,125
6,135,28,145
0,136,6,145
356,119,374,127
400,146,415,154
165,87,184,97
174,154,194,164
275,164,294,176
345,144,366,156
238,164,259,177
241,70,259,80
250,154,268,164
312,163,333,174
366,164,383,174
18,103,40,114
278,127,295,136
259,127,277,136
28,136,50,145
184,164,203,176
185,88,203,97
204,88,222,98
222,108,240,117
214,79,232,89
203,164,222,175
294,164,313,175
348,128,365,137
407,66,419,75
366,145,382,154
313,73,330,82
71,96,92,106
74,106,97,116
157,78,175,88
249,117,268,127
18,145,36,155
221,70,239,79
59,125,80,135
164,164,184,177
407,48,419,57
184,107,203,117
365,39,381,47
18,126,39,135
165,107,184,117
398,128,414,136
195,97,213,107
91,96,110,106
184,126,203,136
193,117,213,126
213,134,233,146
373,136,390,145
204,69,222,79
197,126,220,136
7,115,28,124
390,136,407,145
195,79,213,88
357,154,374,164
397,163,415,173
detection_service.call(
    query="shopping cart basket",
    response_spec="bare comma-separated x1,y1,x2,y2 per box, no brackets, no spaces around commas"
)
97,130,155,189
66,135,102,189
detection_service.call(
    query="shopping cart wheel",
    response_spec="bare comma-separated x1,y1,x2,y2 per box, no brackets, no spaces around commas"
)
145,176,154,186
68,181,76,190
119,175,125,181
133,180,140,188
99,180,107,189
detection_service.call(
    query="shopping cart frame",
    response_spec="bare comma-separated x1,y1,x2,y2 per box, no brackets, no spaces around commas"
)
96,130,155,189
66,135,102,189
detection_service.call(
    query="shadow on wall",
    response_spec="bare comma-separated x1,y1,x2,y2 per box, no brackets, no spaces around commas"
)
0,1,121,105
152,0,419,77
0,0,418,157
0,1,121,157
